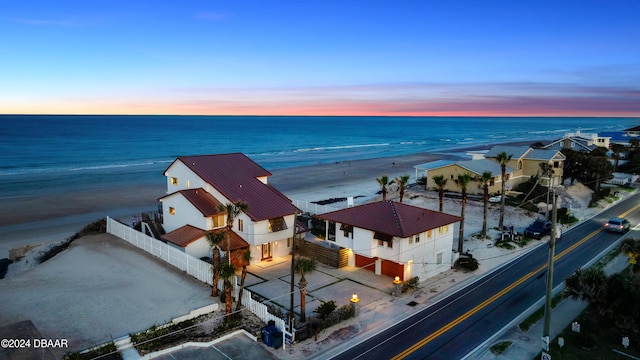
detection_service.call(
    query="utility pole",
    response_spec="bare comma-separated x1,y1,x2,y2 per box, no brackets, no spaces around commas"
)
543,191,558,340
289,211,298,336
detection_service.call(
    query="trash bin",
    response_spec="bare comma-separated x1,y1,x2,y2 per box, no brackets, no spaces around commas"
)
271,330,283,349
262,325,275,346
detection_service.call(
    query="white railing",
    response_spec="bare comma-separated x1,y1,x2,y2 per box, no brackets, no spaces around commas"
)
106,217,292,346
291,199,341,214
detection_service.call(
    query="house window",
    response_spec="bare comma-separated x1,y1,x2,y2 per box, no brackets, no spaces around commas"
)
374,232,393,248
436,252,443,265
408,236,413,245
238,219,244,232
427,230,432,238
327,221,336,241
268,217,288,232
185,180,190,188
414,234,420,243
169,207,175,215
213,215,225,228
438,225,448,234
170,177,178,185
287,237,292,248
553,161,561,168
340,224,353,238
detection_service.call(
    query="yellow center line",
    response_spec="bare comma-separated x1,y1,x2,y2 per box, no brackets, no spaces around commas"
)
392,201,640,360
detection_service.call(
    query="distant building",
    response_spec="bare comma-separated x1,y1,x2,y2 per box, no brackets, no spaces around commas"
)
543,130,610,153
414,145,565,195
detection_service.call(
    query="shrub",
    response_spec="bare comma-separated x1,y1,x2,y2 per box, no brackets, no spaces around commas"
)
455,256,479,271
402,276,420,293
315,300,337,319
310,304,355,332
64,341,121,360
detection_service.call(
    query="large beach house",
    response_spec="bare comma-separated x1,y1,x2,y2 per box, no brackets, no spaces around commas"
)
159,153,299,264
315,201,461,281
415,145,565,195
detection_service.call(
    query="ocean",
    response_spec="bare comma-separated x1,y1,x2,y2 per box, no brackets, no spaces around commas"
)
0,115,636,198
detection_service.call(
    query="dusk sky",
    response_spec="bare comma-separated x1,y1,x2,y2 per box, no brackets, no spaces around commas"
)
2,1,639,116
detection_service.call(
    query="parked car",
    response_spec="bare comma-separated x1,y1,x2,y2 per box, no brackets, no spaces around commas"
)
604,217,631,233
524,219,553,239
488,195,502,203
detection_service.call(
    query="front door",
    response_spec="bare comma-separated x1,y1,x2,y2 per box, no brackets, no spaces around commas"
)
261,243,272,260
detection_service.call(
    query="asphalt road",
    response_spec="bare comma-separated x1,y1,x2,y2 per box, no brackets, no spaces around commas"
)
329,192,640,360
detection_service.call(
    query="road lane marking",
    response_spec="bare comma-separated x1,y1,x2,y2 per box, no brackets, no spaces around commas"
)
392,201,640,359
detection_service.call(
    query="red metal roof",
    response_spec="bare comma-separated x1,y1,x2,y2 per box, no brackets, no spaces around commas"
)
161,225,249,251
316,200,461,238
161,224,207,247
159,188,223,216
167,153,298,221
209,228,250,252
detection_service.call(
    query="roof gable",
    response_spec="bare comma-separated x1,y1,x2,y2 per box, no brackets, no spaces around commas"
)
317,201,461,238
524,149,565,161
161,225,207,247
168,153,298,221
159,188,223,216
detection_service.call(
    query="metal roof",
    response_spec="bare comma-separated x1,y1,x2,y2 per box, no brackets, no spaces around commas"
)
161,224,207,247
167,153,298,221
414,159,456,171
159,188,223,216
484,146,531,159
316,200,461,238
456,159,513,175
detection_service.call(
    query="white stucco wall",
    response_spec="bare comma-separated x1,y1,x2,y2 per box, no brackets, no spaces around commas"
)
185,237,211,259
160,194,208,233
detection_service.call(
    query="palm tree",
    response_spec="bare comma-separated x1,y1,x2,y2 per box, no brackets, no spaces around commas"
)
564,267,610,321
610,143,625,172
376,175,394,201
620,238,640,273
206,231,225,297
496,152,513,234
294,256,317,323
455,173,473,254
432,175,448,212
218,262,236,316
234,249,252,312
218,201,249,264
394,175,411,202
479,171,493,239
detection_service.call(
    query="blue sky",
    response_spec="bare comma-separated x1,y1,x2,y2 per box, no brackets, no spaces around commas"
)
1,0,639,116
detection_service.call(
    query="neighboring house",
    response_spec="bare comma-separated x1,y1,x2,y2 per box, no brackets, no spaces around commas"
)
159,153,299,263
415,145,565,195
484,146,565,188
623,126,640,137
315,200,461,281
543,130,610,153
416,159,511,196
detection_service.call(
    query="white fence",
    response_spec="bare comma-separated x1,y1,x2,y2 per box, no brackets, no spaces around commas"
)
106,217,290,345
291,199,341,214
